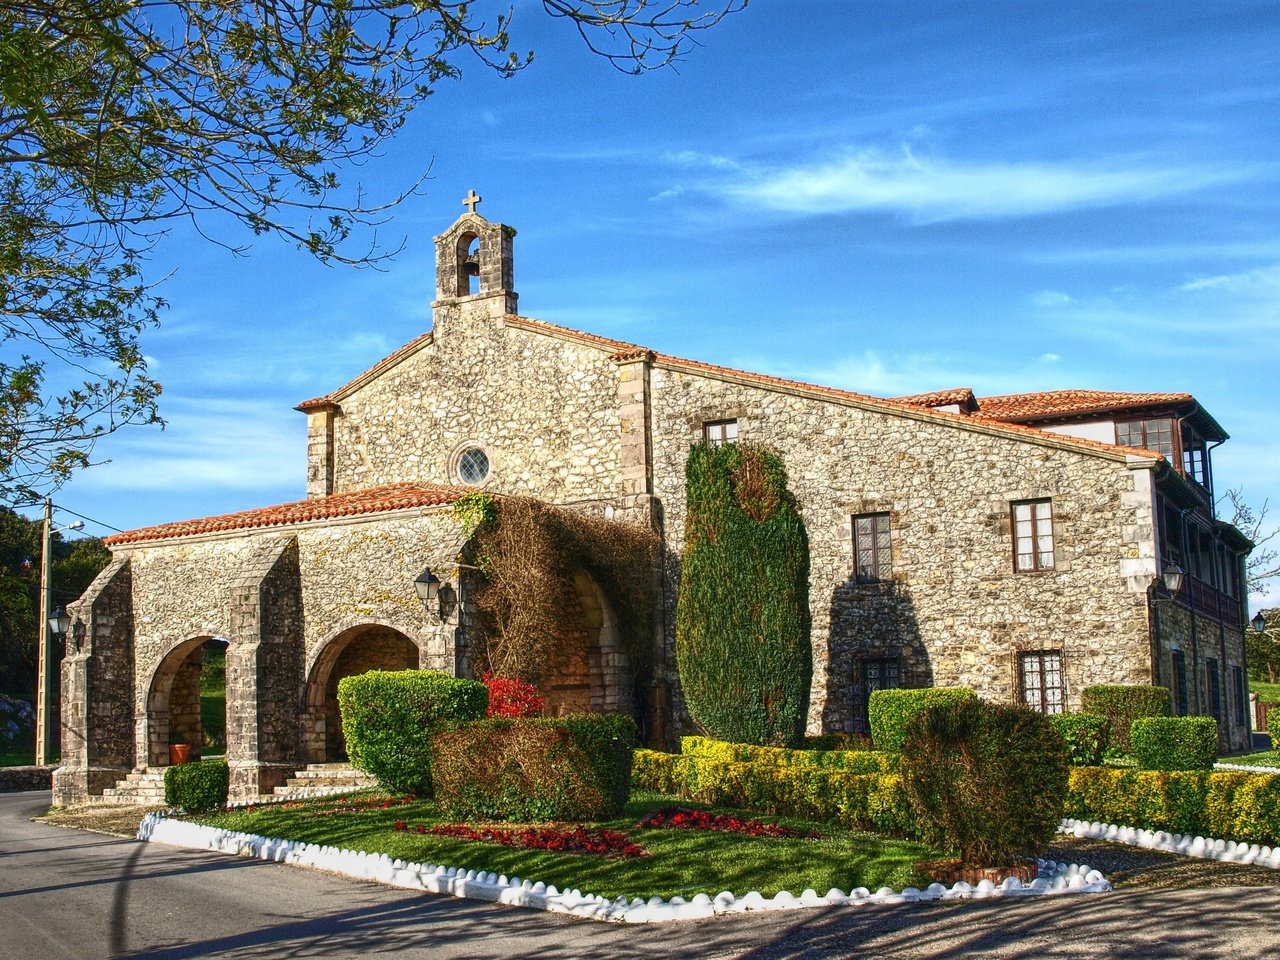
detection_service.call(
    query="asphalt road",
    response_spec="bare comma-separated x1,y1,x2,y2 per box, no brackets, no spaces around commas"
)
3,790,1280,959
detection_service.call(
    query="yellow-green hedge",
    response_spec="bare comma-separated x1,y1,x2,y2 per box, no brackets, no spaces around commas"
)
632,748,912,835
1066,767,1280,845
679,736,900,774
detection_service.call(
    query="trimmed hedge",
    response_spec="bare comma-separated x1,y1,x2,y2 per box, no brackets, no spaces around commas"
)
1066,767,1280,845
675,442,812,747
868,688,976,753
1080,685,1170,754
1131,716,1218,771
680,736,899,774
632,749,913,835
337,670,488,796
901,700,1069,864
1048,713,1109,766
431,714,635,821
164,759,229,812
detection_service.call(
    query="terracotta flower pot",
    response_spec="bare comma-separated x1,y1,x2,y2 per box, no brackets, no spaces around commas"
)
169,743,192,765
915,858,1039,886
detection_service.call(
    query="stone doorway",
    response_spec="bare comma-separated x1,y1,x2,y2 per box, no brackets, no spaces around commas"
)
542,571,632,717
304,624,420,762
143,637,226,767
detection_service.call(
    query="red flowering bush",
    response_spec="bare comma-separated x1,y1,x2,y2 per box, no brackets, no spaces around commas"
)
392,821,646,858
637,806,818,839
482,674,544,718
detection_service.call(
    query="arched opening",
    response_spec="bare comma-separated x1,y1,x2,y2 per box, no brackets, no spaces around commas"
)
542,571,632,717
304,624,420,763
455,232,481,296
145,637,227,767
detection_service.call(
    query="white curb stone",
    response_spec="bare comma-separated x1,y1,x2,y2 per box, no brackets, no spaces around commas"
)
139,811,1112,923
1058,818,1280,869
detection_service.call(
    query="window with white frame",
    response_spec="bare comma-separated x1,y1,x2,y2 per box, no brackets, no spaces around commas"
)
703,419,738,446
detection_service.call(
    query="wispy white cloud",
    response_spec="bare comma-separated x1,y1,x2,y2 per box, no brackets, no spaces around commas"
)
691,146,1241,222
662,150,741,172
1180,264,1280,293
74,396,302,495
1032,290,1075,308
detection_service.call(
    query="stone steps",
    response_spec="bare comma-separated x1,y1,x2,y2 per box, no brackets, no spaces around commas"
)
100,768,168,806
272,762,378,798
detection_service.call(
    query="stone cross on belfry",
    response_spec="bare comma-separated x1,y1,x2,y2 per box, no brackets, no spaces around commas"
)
462,189,482,214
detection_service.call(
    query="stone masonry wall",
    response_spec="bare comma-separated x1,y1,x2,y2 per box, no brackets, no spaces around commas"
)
648,365,1158,735
1153,600,1250,752
328,320,626,503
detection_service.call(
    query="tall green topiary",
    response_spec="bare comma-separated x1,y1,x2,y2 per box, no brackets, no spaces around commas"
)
1130,716,1218,770
675,442,811,747
337,670,488,796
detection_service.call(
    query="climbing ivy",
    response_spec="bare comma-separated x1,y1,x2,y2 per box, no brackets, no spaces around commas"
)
675,442,811,747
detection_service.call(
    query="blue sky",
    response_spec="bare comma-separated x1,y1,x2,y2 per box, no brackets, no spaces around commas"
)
34,2,1280,603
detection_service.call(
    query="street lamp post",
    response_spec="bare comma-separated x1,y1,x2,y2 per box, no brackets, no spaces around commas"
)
35,499,83,767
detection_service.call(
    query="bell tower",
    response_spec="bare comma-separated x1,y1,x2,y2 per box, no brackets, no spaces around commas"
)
432,190,517,329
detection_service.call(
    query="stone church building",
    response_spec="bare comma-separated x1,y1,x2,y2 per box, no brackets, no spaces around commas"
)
54,198,1253,803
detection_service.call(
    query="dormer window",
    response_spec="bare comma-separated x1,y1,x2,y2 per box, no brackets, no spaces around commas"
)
1116,418,1174,459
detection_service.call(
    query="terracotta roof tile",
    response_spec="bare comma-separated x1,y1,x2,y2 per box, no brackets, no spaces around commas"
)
894,387,978,411
105,483,469,546
974,389,1194,421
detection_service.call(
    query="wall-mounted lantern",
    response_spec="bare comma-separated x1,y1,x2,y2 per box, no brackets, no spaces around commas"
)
414,568,458,621
1253,611,1268,634
1161,563,1185,595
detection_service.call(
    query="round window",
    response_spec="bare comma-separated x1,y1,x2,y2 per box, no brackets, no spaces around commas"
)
457,447,490,485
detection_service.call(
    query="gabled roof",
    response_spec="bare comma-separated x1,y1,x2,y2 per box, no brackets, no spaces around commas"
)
105,483,468,546
292,314,1168,467
972,389,1196,422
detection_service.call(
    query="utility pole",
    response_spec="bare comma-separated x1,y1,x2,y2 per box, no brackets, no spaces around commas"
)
35,499,53,766
35,501,83,766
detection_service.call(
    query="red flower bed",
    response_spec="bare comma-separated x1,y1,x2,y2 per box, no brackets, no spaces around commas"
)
637,806,819,839
392,821,647,858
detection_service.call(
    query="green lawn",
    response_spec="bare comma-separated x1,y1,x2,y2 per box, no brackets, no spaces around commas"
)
1252,680,1280,704
192,790,939,901
201,645,226,754
1226,750,1280,769
0,748,35,767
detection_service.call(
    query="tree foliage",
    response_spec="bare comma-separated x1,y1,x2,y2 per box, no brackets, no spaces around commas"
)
0,0,745,502
1221,487,1279,595
675,442,811,747
0,507,109,699
1249,608,1279,685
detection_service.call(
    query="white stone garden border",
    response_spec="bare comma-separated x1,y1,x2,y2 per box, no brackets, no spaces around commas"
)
137,811,1110,924
1061,817,1280,869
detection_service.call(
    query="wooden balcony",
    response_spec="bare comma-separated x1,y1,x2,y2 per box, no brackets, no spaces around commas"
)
1174,576,1244,628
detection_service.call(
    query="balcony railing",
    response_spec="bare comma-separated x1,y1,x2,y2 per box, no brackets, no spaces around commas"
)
1174,576,1243,628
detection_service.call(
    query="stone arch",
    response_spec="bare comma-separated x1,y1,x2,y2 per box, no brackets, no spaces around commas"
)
141,635,223,768
455,231,481,296
542,571,632,718
303,622,422,762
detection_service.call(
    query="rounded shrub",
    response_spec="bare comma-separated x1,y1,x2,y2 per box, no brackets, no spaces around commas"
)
1080,685,1170,755
164,759,229,812
901,699,1069,865
868,687,976,753
431,714,636,821
675,442,811,747
1047,712,1109,766
337,669,488,796
1130,716,1218,771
